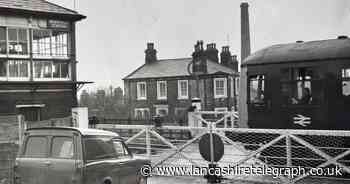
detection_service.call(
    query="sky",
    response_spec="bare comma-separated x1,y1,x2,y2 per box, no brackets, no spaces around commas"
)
49,0,350,92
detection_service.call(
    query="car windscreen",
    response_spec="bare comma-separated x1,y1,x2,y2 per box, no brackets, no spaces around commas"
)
83,136,124,162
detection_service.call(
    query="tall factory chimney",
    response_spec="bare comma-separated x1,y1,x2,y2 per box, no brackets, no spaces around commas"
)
238,2,251,128
240,2,251,62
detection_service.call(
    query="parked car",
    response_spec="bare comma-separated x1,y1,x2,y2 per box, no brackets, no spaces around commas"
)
14,127,150,184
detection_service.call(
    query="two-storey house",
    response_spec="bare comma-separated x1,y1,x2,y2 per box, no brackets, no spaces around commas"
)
0,0,88,121
123,41,239,124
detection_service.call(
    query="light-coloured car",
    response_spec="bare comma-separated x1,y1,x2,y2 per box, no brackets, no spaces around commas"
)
14,127,149,184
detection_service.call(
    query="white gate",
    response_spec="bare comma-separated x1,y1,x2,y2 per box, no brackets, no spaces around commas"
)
97,111,350,183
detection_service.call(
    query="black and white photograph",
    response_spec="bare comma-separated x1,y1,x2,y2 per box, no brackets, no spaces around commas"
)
0,0,350,183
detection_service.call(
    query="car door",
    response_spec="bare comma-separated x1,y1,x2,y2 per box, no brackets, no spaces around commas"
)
16,135,49,184
47,135,80,184
113,140,138,184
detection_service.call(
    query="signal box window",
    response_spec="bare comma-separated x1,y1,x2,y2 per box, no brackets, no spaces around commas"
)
342,68,350,96
249,75,265,105
281,67,321,105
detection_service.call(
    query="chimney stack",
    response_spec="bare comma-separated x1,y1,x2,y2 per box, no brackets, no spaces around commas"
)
220,46,232,66
241,2,251,62
192,40,207,74
220,46,238,72
145,42,157,64
205,43,219,63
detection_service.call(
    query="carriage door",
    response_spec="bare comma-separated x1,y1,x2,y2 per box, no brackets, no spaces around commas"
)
248,74,272,128
280,67,324,129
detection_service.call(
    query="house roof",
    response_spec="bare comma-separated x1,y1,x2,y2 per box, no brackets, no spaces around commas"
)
243,38,350,66
124,57,237,80
0,0,85,20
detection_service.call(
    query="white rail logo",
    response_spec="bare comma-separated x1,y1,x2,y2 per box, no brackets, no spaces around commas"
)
293,114,311,127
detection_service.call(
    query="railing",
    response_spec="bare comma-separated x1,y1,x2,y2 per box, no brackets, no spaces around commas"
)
97,111,350,183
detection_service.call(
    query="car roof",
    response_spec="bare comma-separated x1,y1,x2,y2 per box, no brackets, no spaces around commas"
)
27,127,120,137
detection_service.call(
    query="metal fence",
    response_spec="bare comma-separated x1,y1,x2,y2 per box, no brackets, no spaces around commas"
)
97,111,350,184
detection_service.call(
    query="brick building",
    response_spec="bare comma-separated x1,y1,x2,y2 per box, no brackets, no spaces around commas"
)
123,41,239,124
0,0,88,121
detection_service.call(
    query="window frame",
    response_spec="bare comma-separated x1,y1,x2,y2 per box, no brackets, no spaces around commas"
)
248,74,266,106
0,27,7,56
280,67,321,106
214,78,228,98
7,27,30,58
136,82,147,100
32,29,70,59
22,136,48,158
178,80,189,99
50,136,75,159
341,67,350,97
155,106,169,117
157,80,167,100
4,60,30,81
134,108,150,119
33,60,70,81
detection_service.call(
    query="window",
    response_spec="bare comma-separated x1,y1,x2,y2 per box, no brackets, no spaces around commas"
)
51,137,74,159
134,108,150,119
32,29,69,58
8,28,28,55
113,141,130,157
178,80,188,99
8,60,29,78
281,67,321,105
157,81,167,100
32,30,51,57
24,136,47,158
137,82,147,100
34,61,69,80
342,68,350,96
0,27,6,54
52,31,69,57
214,78,227,98
249,75,265,104
83,136,118,161
156,106,168,117
0,60,6,77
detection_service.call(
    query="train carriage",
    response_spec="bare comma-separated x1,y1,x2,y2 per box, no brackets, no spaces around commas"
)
240,36,350,130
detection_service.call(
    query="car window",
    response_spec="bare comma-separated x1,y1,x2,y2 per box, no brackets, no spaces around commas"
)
83,137,117,161
51,137,74,159
24,136,47,158
113,141,130,157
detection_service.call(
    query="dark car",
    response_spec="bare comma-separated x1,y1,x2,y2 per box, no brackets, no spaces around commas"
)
14,127,149,184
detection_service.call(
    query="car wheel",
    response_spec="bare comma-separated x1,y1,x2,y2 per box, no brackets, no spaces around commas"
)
137,176,147,184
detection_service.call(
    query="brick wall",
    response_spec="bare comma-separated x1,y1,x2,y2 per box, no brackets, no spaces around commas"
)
124,74,236,124
0,85,75,120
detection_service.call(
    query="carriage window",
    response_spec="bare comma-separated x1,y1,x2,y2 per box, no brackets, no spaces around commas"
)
249,75,265,104
342,68,350,96
281,67,321,105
